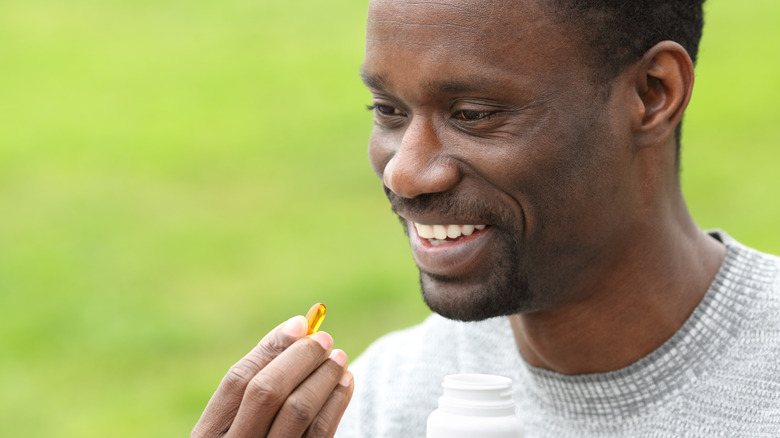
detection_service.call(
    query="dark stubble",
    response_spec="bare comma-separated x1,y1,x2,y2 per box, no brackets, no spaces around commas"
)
389,188,533,321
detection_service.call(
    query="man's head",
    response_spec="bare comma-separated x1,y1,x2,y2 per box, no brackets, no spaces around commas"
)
362,0,703,321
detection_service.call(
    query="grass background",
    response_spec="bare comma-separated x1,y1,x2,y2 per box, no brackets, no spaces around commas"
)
0,0,777,436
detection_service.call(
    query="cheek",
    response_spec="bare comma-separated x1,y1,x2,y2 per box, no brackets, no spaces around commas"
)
469,126,603,235
526,134,626,242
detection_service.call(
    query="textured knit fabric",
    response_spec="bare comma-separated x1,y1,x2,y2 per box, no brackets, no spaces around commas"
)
336,232,780,437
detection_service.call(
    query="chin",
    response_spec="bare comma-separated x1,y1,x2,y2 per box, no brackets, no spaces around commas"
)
419,271,532,322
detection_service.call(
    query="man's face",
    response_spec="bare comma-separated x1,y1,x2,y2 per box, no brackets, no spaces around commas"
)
362,0,639,320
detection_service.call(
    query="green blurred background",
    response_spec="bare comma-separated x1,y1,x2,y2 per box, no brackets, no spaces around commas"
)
0,0,777,436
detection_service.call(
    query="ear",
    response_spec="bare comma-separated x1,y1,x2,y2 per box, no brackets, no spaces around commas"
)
630,41,695,148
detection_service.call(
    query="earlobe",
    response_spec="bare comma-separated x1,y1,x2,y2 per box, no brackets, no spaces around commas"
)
633,41,695,147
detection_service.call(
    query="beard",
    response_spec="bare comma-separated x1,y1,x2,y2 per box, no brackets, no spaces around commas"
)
418,232,531,321
391,190,542,322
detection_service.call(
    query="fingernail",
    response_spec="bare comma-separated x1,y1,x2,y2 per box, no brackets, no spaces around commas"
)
329,349,348,367
282,315,307,338
339,370,353,387
309,331,333,350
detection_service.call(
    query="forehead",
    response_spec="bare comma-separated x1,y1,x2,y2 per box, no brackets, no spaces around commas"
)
364,0,584,94
366,0,542,51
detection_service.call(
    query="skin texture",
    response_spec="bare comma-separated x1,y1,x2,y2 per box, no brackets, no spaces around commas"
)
192,316,353,437
363,0,725,374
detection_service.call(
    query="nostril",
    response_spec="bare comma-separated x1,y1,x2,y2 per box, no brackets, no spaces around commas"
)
383,155,461,199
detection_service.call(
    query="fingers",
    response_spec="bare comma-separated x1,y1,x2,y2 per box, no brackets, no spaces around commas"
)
192,314,354,438
304,370,354,438
225,332,334,437
193,315,309,437
265,349,350,438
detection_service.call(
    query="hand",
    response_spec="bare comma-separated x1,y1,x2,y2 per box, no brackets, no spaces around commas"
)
192,315,354,438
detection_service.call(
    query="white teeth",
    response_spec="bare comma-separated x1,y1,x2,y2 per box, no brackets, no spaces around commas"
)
415,223,435,239
413,222,488,243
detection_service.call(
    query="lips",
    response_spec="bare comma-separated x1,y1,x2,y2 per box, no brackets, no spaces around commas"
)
407,220,493,276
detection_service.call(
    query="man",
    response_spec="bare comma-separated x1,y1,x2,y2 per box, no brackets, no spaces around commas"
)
193,0,780,436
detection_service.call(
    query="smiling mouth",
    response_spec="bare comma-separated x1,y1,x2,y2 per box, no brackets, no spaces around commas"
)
412,223,488,246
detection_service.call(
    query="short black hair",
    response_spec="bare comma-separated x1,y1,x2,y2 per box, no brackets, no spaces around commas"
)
549,0,706,81
547,0,705,157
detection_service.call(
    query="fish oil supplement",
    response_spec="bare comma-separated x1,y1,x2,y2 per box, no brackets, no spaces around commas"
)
305,303,326,335
427,374,523,438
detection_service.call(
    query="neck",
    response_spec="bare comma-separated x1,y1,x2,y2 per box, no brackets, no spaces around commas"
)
510,199,726,375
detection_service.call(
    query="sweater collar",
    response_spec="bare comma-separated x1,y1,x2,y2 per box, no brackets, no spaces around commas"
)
515,233,777,419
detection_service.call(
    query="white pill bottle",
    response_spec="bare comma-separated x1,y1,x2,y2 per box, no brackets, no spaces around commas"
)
426,374,524,438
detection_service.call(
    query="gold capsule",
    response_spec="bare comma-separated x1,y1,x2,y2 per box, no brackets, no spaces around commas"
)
305,303,326,335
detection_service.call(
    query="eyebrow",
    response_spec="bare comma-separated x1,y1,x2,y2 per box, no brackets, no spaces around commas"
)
360,67,386,90
360,66,497,95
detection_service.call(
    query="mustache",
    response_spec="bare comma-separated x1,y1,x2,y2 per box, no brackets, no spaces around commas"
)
384,186,512,226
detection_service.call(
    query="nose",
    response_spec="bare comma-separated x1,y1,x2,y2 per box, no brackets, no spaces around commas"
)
380,116,460,199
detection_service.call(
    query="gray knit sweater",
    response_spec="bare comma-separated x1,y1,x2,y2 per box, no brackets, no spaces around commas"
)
336,233,780,437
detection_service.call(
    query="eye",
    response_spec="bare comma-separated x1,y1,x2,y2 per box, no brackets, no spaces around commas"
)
367,104,404,116
453,110,493,121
